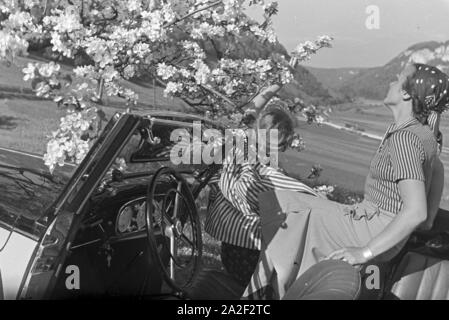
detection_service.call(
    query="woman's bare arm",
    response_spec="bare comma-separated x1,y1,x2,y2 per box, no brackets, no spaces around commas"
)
367,179,427,257
250,84,282,112
247,57,298,115
421,157,444,230
328,179,427,264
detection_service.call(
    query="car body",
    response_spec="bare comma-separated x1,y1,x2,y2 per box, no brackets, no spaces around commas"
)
0,110,222,299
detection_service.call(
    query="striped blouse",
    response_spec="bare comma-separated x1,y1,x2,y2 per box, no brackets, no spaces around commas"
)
364,118,437,215
204,147,318,250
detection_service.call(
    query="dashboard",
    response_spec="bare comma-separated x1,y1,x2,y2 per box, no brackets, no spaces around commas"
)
115,197,163,235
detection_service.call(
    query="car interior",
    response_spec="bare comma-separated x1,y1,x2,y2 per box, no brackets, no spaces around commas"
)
48,119,215,299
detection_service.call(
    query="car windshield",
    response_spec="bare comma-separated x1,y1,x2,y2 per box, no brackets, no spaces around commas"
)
119,119,219,174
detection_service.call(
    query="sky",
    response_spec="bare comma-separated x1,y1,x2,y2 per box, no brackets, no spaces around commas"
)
247,0,449,68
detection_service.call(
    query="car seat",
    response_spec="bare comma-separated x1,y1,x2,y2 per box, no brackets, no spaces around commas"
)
186,260,361,300
389,251,449,299
282,260,361,300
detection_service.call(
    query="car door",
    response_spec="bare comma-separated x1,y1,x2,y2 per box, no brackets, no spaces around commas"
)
0,158,68,299
4,113,142,300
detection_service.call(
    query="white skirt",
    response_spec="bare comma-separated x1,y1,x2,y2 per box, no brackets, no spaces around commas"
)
243,190,406,299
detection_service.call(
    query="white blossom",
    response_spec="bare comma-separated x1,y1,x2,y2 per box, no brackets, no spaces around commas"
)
44,108,97,172
0,0,332,172
37,61,60,77
133,42,150,58
22,62,36,81
293,35,333,61
279,68,293,84
126,0,142,12
182,41,206,59
164,81,183,96
123,64,136,79
191,59,211,85
157,63,178,80
0,30,29,60
43,6,83,34
50,32,72,57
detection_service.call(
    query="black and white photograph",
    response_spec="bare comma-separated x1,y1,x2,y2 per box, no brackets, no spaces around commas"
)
1,0,449,305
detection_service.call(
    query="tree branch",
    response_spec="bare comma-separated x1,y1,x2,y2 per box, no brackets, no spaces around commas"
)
164,0,223,28
152,74,219,113
152,68,236,109
43,0,49,16
200,84,236,108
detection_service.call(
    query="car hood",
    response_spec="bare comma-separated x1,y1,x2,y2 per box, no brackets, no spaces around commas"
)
0,163,66,234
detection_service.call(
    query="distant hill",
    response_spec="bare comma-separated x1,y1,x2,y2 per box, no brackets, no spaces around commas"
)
306,66,368,90
307,40,449,101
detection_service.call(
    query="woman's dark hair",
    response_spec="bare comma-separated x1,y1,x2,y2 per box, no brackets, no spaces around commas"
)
402,63,449,124
257,105,296,151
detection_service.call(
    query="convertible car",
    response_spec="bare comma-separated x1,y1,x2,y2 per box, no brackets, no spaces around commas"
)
0,110,222,299
1,110,449,300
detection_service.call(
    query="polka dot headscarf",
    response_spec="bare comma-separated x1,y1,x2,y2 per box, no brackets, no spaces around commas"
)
403,64,449,121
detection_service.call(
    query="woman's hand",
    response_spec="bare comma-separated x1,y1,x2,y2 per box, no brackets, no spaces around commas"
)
326,247,370,265
248,56,298,113
417,220,434,232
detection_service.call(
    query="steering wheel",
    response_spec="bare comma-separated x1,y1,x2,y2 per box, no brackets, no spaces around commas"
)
145,167,203,294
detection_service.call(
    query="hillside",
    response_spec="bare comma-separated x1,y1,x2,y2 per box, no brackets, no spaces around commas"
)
308,40,449,101
306,66,368,90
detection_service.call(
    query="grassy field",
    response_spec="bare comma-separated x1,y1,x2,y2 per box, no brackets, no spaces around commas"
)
1,98,65,153
330,101,449,141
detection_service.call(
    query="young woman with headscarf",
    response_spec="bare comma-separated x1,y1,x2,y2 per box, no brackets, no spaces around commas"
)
243,63,449,299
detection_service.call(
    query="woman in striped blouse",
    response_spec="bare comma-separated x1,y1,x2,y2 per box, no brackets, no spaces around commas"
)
243,63,449,299
204,57,319,287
